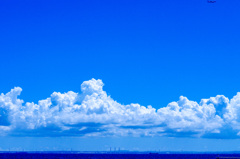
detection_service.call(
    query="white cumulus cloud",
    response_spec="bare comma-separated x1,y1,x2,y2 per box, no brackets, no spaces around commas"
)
0,78,239,138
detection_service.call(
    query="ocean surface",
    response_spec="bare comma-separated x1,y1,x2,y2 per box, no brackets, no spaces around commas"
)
0,153,240,159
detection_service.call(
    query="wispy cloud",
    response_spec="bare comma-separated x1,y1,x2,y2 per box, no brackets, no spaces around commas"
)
0,78,239,138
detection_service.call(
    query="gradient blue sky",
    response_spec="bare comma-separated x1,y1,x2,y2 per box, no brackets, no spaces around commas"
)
1,0,240,151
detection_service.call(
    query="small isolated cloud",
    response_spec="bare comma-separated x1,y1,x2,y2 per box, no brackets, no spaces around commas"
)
0,78,240,138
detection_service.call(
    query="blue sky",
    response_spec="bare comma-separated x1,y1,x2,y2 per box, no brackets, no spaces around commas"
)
1,0,240,151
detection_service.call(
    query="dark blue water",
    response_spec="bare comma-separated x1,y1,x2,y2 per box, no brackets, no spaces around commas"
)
0,153,240,159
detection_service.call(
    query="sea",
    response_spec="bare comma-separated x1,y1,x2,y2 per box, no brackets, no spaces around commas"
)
0,152,240,159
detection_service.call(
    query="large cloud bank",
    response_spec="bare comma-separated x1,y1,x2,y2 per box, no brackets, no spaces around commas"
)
1,78,240,138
